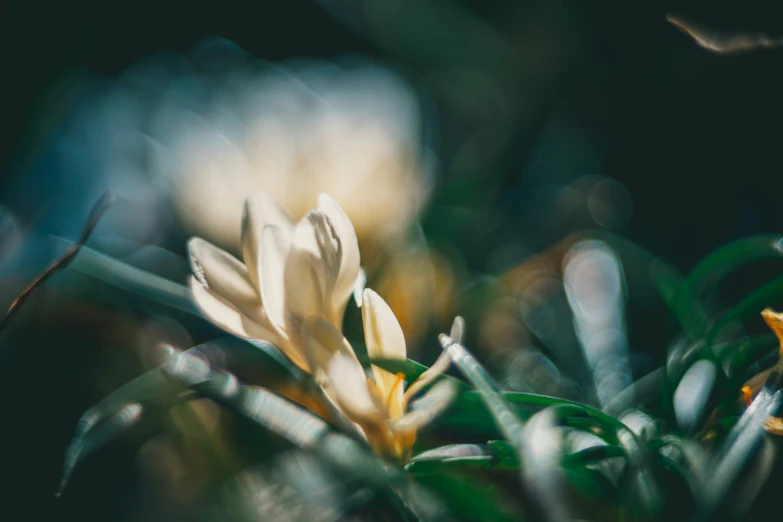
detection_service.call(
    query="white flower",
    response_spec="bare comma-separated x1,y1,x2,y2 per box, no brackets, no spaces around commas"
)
165,56,430,254
188,192,360,372
302,289,459,462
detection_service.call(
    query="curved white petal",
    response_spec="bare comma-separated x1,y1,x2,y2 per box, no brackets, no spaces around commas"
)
327,355,384,424
189,276,281,345
188,237,259,312
301,315,357,381
284,211,341,330
362,288,406,418
318,194,361,321
259,225,289,332
241,192,294,290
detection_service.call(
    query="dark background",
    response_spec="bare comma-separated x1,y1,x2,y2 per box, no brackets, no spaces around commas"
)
1,0,783,520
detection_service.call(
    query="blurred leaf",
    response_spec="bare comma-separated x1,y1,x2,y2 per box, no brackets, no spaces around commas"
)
440,337,577,521
60,338,301,492
412,471,524,522
564,444,625,466
440,390,624,445
65,240,197,314
407,442,519,473
366,356,431,382
700,388,782,518
652,260,709,341
688,235,783,293
708,275,783,345
563,463,618,502
162,351,448,521
59,403,144,494
716,333,777,371
439,336,525,446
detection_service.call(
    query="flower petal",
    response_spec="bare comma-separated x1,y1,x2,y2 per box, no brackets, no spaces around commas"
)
327,354,384,423
318,194,360,321
241,193,294,290
188,237,259,312
362,288,406,418
353,267,367,308
259,225,290,333
393,379,457,434
301,315,357,381
189,276,280,345
284,211,341,329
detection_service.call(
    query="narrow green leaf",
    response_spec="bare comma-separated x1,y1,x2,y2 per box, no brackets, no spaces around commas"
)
60,338,300,492
707,275,783,345
162,351,444,521
412,472,525,522
59,402,144,494
688,235,783,293
64,239,197,314
651,259,709,340
365,357,430,381
438,335,524,448
699,388,781,520
439,335,574,522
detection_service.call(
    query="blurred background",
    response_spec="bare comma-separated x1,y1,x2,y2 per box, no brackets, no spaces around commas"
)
1,0,783,520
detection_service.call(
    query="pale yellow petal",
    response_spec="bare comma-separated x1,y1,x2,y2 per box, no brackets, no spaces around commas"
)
284,211,346,331
301,315,357,380
327,355,384,423
259,225,289,332
241,193,294,290
188,237,259,311
189,276,280,345
362,288,406,418
318,194,360,322
283,213,329,329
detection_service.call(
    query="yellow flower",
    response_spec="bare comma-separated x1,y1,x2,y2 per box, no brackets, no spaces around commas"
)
187,192,360,372
302,289,458,462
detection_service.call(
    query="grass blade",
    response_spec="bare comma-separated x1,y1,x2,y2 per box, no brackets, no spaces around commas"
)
688,235,783,292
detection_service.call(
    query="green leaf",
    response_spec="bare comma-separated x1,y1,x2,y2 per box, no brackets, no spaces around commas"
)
717,333,777,374
688,235,783,293
651,259,709,341
699,388,781,519
161,352,444,521
707,275,783,345
438,390,626,445
60,338,301,492
563,463,618,502
66,240,197,315
439,336,579,521
59,403,144,494
412,471,525,522
407,442,519,473
365,356,430,381
438,336,525,447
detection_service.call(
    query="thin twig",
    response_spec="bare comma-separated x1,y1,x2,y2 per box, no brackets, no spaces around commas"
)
0,192,115,331
667,13,783,54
